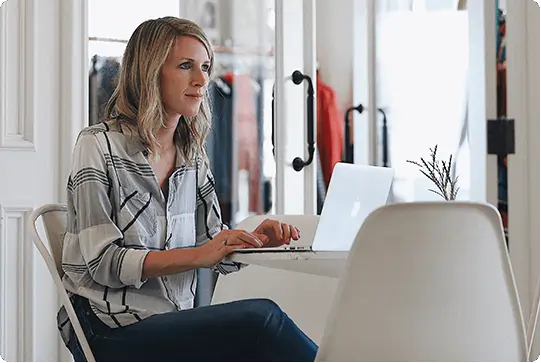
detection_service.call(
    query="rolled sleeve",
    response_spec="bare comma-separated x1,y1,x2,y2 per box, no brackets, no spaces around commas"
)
65,133,150,289
119,249,150,288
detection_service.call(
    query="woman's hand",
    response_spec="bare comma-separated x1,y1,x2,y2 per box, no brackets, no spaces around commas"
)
194,229,269,268
253,219,301,248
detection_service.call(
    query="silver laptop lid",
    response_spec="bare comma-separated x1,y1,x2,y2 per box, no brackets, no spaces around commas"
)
311,163,394,252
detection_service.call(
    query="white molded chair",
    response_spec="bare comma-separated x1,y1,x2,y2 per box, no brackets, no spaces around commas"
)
28,204,96,362
527,281,540,361
212,214,340,344
317,201,528,362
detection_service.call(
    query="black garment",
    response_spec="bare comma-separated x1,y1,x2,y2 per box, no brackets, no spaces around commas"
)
207,78,234,218
316,152,326,214
88,56,120,126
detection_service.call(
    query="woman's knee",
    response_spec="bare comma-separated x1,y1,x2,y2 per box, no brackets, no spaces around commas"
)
245,298,287,330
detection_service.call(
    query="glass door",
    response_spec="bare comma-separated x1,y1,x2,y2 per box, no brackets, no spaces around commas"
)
372,0,473,203
351,0,502,205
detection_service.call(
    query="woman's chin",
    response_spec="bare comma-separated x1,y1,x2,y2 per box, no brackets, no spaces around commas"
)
181,108,200,118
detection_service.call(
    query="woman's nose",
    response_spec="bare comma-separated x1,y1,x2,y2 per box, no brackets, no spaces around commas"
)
192,69,208,87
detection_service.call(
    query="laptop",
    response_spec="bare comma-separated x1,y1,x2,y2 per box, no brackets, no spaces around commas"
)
234,163,395,253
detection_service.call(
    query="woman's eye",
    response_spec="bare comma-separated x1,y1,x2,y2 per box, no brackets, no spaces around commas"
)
201,64,210,73
179,62,191,69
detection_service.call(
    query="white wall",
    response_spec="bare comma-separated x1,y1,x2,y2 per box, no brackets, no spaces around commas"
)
0,0,87,361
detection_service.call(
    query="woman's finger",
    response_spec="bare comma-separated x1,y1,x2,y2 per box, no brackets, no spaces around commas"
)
290,225,300,240
235,231,264,248
253,233,270,245
272,221,283,240
281,223,291,242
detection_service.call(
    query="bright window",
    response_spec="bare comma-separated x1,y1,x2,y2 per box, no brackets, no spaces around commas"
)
88,0,180,59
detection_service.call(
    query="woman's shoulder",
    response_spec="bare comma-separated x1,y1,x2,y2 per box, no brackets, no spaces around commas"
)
77,120,121,138
75,121,117,148
75,120,134,155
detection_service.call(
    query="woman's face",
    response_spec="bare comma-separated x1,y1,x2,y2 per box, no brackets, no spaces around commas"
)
160,36,210,120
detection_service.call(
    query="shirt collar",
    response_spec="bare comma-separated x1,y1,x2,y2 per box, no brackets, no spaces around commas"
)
121,121,192,167
119,122,148,156
125,132,148,157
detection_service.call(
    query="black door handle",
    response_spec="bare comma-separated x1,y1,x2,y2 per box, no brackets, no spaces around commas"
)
291,70,315,172
271,86,275,157
378,108,389,167
343,105,389,167
343,104,364,163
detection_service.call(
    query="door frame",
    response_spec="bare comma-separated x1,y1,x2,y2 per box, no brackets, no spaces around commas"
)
274,0,318,215
351,0,377,166
506,0,540,321
59,0,89,204
58,0,89,360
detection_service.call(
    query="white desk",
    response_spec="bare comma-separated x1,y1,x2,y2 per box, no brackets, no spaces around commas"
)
228,251,348,278
214,215,349,344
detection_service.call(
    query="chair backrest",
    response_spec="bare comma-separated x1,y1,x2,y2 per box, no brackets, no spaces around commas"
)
317,201,527,362
39,205,68,276
527,281,540,361
28,204,96,362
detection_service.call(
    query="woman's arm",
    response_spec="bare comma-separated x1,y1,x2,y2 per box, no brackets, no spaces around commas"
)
142,228,265,278
141,249,200,279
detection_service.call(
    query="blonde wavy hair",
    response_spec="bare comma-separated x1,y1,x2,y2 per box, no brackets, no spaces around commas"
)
104,17,214,163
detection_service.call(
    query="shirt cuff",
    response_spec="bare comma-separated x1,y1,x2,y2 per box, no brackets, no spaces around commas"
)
119,249,150,288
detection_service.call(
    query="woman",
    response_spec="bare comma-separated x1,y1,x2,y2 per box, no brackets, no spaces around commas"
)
59,17,317,362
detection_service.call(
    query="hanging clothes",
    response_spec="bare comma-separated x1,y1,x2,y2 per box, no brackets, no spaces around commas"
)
497,13,507,117
317,76,344,188
89,55,99,126
316,152,326,214
496,9,509,242
207,77,234,225
222,72,263,215
88,55,121,126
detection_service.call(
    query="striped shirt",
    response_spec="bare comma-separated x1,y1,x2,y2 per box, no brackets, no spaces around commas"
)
57,120,243,345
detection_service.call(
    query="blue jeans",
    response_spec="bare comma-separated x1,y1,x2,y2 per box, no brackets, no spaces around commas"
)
68,295,318,362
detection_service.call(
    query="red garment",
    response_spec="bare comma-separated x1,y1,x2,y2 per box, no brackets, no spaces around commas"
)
317,77,344,188
222,73,262,214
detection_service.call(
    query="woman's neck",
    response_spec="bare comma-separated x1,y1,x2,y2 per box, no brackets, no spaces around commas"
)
154,116,180,153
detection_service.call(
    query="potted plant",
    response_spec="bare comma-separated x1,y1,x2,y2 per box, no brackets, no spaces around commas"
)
406,145,460,201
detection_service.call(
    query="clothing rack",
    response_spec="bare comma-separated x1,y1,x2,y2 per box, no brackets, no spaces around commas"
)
214,51,274,79
89,36,128,44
